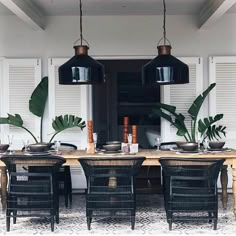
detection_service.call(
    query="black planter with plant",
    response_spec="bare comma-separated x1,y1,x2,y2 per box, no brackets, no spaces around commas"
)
151,83,226,143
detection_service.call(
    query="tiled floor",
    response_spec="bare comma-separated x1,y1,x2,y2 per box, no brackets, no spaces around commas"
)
0,194,236,236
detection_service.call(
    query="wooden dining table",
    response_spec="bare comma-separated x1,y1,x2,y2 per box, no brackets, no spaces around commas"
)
0,149,236,218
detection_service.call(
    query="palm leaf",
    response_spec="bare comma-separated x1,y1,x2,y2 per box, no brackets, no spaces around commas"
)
0,113,23,126
188,83,216,119
198,114,224,136
29,76,48,117
49,115,86,142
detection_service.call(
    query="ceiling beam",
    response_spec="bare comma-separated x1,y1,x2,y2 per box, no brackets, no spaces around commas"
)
199,0,236,29
0,0,45,30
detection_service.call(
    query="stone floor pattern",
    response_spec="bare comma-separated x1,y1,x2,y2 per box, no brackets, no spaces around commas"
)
0,194,236,236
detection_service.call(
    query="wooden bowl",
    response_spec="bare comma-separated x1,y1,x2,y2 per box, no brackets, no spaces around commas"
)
0,144,9,151
209,141,225,150
180,142,198,151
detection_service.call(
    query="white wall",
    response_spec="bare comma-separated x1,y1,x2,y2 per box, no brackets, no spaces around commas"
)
0,14,236,79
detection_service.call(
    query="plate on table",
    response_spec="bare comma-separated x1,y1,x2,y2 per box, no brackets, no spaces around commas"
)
25,151,51,156
101,150,123,154
207,147,229,152
178,150,199,154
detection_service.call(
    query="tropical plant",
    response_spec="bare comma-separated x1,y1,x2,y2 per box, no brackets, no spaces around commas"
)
0,77,86,143
151,83,226,142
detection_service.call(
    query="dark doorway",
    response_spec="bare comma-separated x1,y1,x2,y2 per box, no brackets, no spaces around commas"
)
93,59,161,148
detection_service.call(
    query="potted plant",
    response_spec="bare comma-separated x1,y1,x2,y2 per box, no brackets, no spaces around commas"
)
0,76,86,146
151,83,226,146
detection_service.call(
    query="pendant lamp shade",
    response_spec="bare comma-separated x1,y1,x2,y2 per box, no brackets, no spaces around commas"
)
142,0,189,85
58,0,104,85
59,45,104,85
142,45,189,85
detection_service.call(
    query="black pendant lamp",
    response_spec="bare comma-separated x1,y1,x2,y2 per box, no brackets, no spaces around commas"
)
59,0,104,85
142,0,189,85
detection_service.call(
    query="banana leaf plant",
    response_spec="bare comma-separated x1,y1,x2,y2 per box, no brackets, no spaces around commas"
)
0,76,86,143
151,83,226,142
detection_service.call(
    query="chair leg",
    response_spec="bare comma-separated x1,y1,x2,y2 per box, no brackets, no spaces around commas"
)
131,216,135,230
168,220,172,231
213,219,217,230
87,217,92,230
51,210,55,232
13,210,17,224
6,210,10,232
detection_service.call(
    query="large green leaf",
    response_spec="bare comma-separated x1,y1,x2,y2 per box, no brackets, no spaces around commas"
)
29,76,48,117
0,113,23,126
205,125,226,141
188,83,216,119
49,115,86,142
198,114,224,136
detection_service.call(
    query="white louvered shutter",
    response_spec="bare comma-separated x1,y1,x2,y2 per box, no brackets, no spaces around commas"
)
48,58,92,150
48,58,91,190
0,58,41,149
161,57,203,142
209,56,236,148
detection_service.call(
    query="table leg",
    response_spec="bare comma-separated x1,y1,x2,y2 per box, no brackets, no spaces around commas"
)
0,166,7,211
220,165,228,210
232,166,236,219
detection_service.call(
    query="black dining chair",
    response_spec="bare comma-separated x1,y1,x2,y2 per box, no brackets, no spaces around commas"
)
0,154,65,232
56,142,77,207
159,157,224,230
78,156,145,230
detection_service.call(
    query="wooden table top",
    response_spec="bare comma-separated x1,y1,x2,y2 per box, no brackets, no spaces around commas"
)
1,149,236,167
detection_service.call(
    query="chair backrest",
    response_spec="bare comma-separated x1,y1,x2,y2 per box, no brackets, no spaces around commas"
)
160,158,224,180
59,143,77,151
79,156,145,178
1,154,66,174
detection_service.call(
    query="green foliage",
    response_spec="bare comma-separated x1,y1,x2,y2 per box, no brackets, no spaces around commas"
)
0,77,86,143
29,77,48,117
151,83,226,142
198,115,226,141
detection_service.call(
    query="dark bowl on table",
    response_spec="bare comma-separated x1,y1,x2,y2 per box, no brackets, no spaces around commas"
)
28,143,53,152
103,143,121,152
209,141,225,150
180,142,198,152
106,141,121,145
0,144,9,152
176,141,187,149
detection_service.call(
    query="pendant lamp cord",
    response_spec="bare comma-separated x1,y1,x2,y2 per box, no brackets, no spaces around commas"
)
74,0,89,47
157,0,170,46
80,0,83,45
163,0,166,45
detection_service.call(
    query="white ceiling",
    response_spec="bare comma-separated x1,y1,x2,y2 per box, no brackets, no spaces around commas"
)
0,0,236,30
0,0,235,16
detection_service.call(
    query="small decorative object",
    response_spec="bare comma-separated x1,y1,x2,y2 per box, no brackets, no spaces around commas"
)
103,142,121,152
0,144,9,152
132,125,137,144
156,137,162,151
28,143,52,152
179,142,198,152
87,120,95,154
208,141,225,150
123,116,129,143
